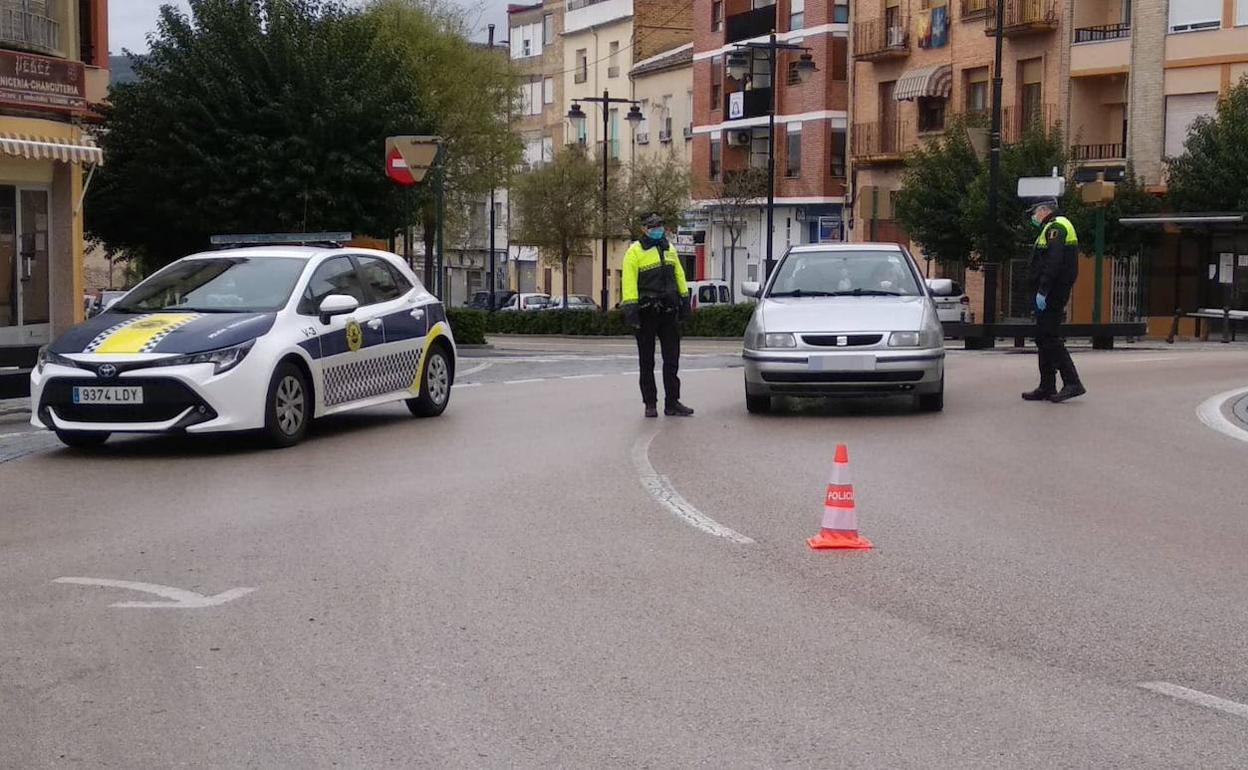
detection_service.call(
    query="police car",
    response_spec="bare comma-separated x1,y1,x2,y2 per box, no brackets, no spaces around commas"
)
31,234,456,448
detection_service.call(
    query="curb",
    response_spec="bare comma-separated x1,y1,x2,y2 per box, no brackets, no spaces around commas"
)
1235,395,1248,429
0,398,31,417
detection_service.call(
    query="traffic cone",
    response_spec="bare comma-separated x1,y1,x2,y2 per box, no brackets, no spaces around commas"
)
807,444,873,550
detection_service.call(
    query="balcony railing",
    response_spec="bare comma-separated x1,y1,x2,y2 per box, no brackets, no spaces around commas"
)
985,0,1058,37
1073,23,1130,43
725,87,773,121
1071,143,1125,162
1000,103,1058,143
960,0,990,19
0,4,60,55
725,5,775,45
851,120,912,162
853,18,910,61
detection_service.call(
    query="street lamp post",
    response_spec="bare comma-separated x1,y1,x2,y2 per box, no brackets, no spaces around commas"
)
727,37,816,281
982,0,1007,344
568,93,644,312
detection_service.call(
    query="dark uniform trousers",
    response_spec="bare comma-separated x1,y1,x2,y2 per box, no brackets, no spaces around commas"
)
1035,289,1079,391
635,307,681,407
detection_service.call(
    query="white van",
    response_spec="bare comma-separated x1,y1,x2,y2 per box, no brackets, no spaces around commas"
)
688,280,732,310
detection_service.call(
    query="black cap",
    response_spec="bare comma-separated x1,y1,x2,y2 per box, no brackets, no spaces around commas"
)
1027,198,1058,215
642,213,664,228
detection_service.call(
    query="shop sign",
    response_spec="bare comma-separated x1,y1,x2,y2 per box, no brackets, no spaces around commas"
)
0,50,86,112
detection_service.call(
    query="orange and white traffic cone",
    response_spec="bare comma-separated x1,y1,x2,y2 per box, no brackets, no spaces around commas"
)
807,444,873,550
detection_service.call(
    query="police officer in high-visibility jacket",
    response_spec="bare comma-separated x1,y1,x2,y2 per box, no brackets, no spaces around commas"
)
622,213,694,418
1023,198,1086,403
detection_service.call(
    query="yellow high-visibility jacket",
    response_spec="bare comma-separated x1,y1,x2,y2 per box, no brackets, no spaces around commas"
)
621,237,689,311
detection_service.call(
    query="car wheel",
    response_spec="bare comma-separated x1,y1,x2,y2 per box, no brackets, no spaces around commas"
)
264,361,311,448
55,430,110,449
917,376,945,413
745,380,772,414
407,345,452,418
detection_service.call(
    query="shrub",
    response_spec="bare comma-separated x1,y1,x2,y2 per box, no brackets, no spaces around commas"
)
446,308,487,345
477,305,755,338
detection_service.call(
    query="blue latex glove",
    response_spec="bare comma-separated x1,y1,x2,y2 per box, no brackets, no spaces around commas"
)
1035,293,1047,312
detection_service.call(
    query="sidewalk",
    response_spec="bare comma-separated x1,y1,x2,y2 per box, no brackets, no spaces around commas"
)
0,396,30,419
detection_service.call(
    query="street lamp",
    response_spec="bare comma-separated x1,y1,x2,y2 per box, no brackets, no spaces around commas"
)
728,35,816,281
568,90,642,312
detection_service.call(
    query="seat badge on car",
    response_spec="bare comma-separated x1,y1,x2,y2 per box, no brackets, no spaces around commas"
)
837,336,848,347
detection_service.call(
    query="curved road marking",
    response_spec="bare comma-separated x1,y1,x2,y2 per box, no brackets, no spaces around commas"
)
457,361,494,377
631,431,754,544
1139,681,1248,719
1196,386,1248,444
53,577,256,608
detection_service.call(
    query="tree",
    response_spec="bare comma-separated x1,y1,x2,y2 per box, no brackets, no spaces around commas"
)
87,0,430,274
893,116,982,269
612,154,691,240
367,0,524,286
511,146,600,308
1063,167,1163,259
706,167,768,300
1167,78,1248,212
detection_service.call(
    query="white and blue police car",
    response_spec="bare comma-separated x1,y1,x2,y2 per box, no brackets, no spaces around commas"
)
31,234,456,448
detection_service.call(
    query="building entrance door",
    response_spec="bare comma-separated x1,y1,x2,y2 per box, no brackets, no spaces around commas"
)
0,186,52,347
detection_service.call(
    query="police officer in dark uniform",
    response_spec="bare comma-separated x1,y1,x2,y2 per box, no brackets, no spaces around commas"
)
621,213,694,418
1022,198,1086,403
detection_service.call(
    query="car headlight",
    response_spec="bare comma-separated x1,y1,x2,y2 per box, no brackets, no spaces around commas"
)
764,333,796,349
36,346,77,373
158,339,255,375
889,330,940,348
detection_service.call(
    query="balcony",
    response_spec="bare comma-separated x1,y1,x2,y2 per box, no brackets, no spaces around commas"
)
0,4,60,56
1071,143,1125,162
960,0,990,20
726,5,776,45
851,121,913,164
1074,23,1130,43
853,18,910,61
725,87,773,121
984,0,1058,38
1000,103,1058,143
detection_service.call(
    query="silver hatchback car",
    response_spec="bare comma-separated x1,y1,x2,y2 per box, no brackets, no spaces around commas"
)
741,243,945,414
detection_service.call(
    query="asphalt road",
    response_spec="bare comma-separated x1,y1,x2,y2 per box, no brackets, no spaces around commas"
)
3,341,1248,767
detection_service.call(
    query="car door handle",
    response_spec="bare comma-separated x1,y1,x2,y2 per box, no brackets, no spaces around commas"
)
410,307,425,320
367,319,383,331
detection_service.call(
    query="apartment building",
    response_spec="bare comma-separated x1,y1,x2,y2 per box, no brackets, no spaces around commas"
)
0,0,108,360
690,0,851,294
631,43,694,163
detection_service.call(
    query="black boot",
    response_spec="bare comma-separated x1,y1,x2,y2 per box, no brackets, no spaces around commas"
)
664,401,694,417
1021,388,1055,401
1049,383,1086,403
644,404,658,418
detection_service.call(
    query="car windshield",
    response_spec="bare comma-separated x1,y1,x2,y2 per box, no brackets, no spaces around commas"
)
768,250,921,298
113,257,308,313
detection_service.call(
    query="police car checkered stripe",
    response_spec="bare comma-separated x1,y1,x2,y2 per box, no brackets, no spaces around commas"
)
323,348,421,406
137,315,201,352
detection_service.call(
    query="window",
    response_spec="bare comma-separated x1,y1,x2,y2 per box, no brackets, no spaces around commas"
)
662,94,673,138
1164,93,1218,157
785,123,802,177
831,37,848,81
523,137,544,166
712,0,724,31
576,49,588,83
1238,0,1248,26
686,90,694,137
300,257,368,314
965,66,989,113
830,129,846,177
790,0,805,30
699,285,718,303
521,79,543,116
638,98,650,136
750,129,770,169
751,49,772,90
121,257,307,314
711,56,723,109
1019,58,1043,130
543,13,554,45
608,41,620,77
357,257,405,302
771,250,922,297
918,97,946,133
543,77,554,105
1169,0,1221,32
719,286,731,303
609,108,620,158
542,136,555,162
710,138,722,181
833,1,849,23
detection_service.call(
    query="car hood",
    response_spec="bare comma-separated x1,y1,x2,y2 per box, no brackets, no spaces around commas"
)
50,311,278,355
759,295,929,333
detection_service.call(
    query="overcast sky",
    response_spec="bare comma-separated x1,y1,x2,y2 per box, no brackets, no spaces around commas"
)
109,1,510,54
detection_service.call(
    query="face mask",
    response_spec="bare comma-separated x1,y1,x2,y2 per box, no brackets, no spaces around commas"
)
1030,213,1043,227
647,227,665,240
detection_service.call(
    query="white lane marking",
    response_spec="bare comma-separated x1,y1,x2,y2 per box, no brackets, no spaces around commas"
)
1096,355,1186,364
682,368,719,373
453,383,482,389
457,361,493,376
53,577,256,609
1196,386,1248,444
0,431,35,440
1139,682,1248,719
562,374,605,380
631,432,754,544
503,378,545,385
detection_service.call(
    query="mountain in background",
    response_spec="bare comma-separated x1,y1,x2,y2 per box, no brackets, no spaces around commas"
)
109,55,139,85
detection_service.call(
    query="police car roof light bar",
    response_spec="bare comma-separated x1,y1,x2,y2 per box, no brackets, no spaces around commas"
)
210,232,354,248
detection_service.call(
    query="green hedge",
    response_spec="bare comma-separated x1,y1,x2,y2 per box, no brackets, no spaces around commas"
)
448,304,755,339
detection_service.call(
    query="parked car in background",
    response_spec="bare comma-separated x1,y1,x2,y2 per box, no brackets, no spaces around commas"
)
86,290,129,319
741,243,945,415
499,293,551,312
927,279,970,325
545,294,599,311
467,290,516,311
689,280,731,310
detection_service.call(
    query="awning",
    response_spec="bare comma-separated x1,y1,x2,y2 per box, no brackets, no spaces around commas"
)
894,64,953,101
0,134,103,164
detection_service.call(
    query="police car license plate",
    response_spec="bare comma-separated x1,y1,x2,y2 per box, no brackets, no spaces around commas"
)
809,355,875,372
72,386,144,405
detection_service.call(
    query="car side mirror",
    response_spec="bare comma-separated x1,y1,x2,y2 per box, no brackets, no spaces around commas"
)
103,297,121,311
926,278,955,297
741,282,761,298
318,294,359,324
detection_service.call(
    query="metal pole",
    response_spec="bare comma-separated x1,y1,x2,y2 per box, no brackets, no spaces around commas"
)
1093,207,1105,323
765,33,777,281
601,89,610,313
488,26,497,311
870,187,879,242
436,162,445,300
983,0,1006,339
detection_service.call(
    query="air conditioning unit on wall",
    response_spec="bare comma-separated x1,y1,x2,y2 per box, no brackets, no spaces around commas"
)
727,130,752,147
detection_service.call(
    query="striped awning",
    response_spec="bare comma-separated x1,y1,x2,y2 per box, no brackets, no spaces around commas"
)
0,134,103,164
894,64,953,101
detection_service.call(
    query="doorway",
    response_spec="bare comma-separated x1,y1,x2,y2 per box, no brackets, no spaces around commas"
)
0,186,52,346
